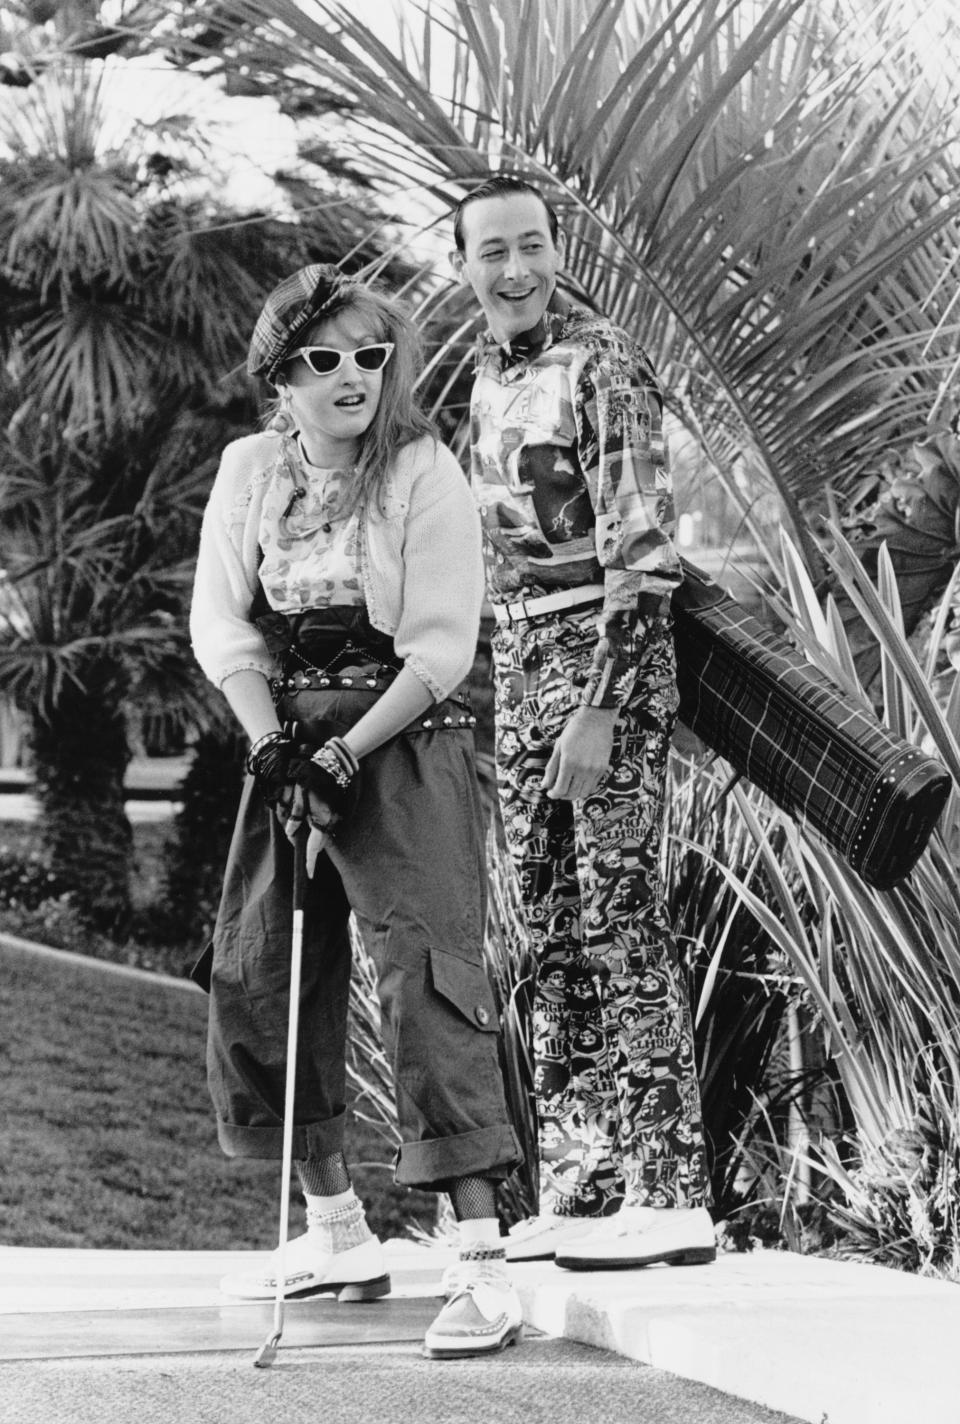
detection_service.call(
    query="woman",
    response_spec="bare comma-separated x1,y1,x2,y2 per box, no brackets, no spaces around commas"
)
190,263,522,1359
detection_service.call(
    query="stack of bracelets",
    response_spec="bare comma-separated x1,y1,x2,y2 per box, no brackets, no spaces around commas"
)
246,729,359,820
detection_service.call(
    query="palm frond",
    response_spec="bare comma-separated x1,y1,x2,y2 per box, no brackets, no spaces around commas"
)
180,0,960,576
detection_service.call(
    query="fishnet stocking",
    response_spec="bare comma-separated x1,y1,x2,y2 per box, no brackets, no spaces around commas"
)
448,1174,497,1222
295,1151,351,1197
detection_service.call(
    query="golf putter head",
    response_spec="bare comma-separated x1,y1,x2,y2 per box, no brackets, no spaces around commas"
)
253,1329,281,1369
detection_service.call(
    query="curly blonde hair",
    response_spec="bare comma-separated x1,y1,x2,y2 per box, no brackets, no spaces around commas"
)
271,283,437,518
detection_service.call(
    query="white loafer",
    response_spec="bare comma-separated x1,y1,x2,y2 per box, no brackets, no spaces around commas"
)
219,1233,390,1301
502,1213,605,1262
555,1205,716,1270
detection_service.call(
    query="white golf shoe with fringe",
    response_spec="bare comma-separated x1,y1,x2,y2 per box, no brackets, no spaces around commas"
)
423,1269,523,1359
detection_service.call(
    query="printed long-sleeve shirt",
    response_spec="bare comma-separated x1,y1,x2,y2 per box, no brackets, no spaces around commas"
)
468,298,682,707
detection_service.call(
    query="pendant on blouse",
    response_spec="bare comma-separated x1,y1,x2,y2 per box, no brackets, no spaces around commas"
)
283,486,306,519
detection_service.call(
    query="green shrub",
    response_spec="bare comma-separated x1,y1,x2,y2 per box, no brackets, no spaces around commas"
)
156,730,245,950
0,844,64,911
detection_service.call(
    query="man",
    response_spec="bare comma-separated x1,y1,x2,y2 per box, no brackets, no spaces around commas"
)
450,174,715,1270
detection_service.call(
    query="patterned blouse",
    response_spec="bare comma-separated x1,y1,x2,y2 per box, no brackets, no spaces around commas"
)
257,436,364,610
469,298,682,707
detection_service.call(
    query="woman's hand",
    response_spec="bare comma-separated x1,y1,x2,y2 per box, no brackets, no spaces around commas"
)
305,825,327,879
249,729,360,875
280,737,361,872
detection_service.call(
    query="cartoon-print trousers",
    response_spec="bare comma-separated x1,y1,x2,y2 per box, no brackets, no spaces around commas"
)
492,604,711,1217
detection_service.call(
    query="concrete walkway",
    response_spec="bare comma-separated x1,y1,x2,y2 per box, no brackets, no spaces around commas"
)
1,1236,957,1423
1,790,958,1424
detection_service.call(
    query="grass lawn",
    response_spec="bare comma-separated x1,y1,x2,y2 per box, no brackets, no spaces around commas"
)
0,936,440,1251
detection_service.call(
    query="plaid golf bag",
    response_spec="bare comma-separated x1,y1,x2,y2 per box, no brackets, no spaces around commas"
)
671,561,952,890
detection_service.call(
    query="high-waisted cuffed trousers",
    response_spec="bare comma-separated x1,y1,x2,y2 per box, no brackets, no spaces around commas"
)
205,612,521,1192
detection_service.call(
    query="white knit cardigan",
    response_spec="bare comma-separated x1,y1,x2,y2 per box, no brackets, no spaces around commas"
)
190,431,484,701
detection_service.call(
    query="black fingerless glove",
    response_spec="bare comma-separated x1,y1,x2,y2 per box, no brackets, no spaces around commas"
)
245,730,293,805
288,735,360,830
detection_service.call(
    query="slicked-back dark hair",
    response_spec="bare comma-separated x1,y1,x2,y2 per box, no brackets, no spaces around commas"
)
453,175,560,253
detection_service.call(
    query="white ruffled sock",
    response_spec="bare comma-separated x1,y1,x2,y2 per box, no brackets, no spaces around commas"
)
303,1188,373,1252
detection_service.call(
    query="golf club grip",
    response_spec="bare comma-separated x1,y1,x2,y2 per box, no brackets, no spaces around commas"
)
292,824,308,911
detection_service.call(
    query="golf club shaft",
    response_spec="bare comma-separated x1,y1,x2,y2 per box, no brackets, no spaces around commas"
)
254,833,307,1365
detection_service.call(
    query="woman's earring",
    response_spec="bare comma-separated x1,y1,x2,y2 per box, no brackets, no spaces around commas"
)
266,388,295,435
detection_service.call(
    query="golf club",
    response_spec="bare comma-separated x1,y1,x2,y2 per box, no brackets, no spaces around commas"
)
253,825,307,1368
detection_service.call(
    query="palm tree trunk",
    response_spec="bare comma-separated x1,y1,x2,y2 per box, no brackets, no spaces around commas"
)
30,668,133,936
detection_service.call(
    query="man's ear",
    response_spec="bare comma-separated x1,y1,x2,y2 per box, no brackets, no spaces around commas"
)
449,248,466,282
556,231,567,267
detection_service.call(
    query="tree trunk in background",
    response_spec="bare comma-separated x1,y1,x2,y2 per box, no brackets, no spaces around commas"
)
30,667,132,936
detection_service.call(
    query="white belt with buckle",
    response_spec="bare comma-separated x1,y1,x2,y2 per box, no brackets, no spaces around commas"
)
492,584,605,626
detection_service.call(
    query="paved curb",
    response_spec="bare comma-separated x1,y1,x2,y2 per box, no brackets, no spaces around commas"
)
1,1241,957,1423
510,1247,960,1424
0,929,202,992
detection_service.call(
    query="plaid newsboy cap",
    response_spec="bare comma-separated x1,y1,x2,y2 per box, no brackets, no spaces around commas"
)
246,263,356,384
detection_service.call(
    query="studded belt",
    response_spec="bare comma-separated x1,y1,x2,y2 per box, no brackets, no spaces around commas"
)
274,668,395,695
272,667,476,733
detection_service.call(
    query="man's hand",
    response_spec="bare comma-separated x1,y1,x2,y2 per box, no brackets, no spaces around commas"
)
542,705,617,801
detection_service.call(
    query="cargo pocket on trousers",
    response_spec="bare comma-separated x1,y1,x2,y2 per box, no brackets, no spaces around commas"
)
429,946,499,1033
